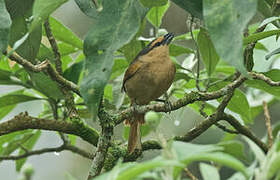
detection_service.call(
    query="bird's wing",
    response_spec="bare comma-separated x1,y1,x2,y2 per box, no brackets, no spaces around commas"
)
121,59,145,92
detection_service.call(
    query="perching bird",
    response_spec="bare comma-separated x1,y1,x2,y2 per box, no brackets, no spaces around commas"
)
122,33,176,153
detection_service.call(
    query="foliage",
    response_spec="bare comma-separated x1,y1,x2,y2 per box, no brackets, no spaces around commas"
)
0,0,280,179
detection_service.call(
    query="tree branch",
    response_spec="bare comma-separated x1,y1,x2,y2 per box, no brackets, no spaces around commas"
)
3,52,81,96
263,101,273,149
0,143,94,160
0,112,99,146
88,109,114,179
249,71,280,86
222,114,268,153
44,18,62,75
114,76,246,125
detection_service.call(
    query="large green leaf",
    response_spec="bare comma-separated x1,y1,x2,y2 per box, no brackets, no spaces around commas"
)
0,105,16,121
0,1,11,55
204,0,257,75
243,29,280,45
30,0,68,32
74,0,100,18
171,0,202,19
197,28,219,76
0,90,40,107
183,152,248,178
6,0,42,62
146,1,170,27
0,94,40,107
63,61,84,84
94,159,183,180
80,0,148,118
200,163,220,180
16,130,41,171
140,0,168,7
0,131,33,158
29,72,64,99
246,69,280,98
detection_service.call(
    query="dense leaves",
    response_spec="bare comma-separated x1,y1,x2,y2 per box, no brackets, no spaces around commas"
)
1,0,280,179
204,0,257,74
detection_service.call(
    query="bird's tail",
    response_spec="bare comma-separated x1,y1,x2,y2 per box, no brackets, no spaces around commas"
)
127,113,144,153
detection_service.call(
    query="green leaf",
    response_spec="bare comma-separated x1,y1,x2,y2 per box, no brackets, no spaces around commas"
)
0,131,33,157
200,163,220,180
173,141,223,160
29,72,64,99
0,90,40,107
7,0,42,62
243,29,280,45
197,28,219,76
169,44,193,57
74,0,100,18
218,140,246,160
116,160,183,180
146,2,169,28
243,137,265,164
0,1,11,55
30,0,69,32
245,69,280,97
122,38,143,63
58,42,80,56
267,153,280,179
63,61,83,84
209,82,251,124
110,59,128,80
0,105,16,121
81,0,147,119
259,16,280,27
171,0,202,19
37,43,55,61
16,130,41,171
184,152,248,178
140,0,168,7
255,42,268,52
265,47,280,60
204,0,257,75
44,17,83,49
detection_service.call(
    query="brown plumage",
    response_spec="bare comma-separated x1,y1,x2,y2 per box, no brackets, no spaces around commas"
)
122,33,176,153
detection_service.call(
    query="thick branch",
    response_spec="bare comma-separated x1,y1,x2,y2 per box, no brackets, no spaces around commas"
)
88,109,114,179
4,52,81,96
0,112,99,146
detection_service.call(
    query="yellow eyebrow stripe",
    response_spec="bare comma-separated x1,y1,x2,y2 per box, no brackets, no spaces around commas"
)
150,36,164,47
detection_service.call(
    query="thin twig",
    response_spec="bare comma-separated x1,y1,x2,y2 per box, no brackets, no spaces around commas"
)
0,144,94,160
4,52,81,96
44,18,62,75
263,101,273,149
189,16,201,91
0,112,99,146
249,72,280,86
223,114,268,153
184,168,198,180
215,122,239,134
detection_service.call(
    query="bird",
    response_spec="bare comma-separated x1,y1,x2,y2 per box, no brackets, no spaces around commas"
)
122,32,176,153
